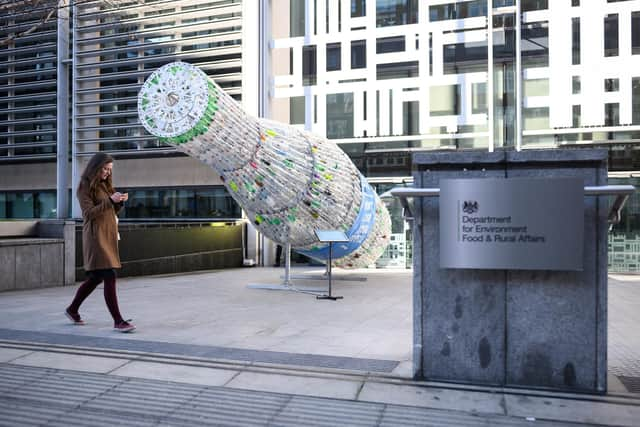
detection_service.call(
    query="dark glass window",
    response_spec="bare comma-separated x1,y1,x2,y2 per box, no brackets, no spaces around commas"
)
429,0,487,22
290,0,305,37
326,43,341,71
376,0,418,27
302,45,317,86
633,78,640,124
572,76,581,94
351,0,366,17
605,103,620,126
376,36,405,54
443,40,488,74
326,93,354,139
521,0,548,12
119,187,240,219
0,191,57,219
632,12,640,55
573,105,581,128
572,0,579,6
351,40,366,69
377,61,418,80
403,101,419,135
605,78,619,92
572,18,580,65
522,23,548,68
290,96,305,124
604,14,619,57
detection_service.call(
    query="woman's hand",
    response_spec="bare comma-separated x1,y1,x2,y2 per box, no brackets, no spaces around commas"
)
110,192,126,203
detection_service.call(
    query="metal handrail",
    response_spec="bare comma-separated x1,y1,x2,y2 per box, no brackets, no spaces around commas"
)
382,185,636,225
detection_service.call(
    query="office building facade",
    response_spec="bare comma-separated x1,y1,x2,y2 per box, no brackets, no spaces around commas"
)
266,0,640,271
2,0,640,271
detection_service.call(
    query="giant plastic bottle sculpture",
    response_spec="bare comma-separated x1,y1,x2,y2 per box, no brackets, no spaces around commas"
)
138,62,390,267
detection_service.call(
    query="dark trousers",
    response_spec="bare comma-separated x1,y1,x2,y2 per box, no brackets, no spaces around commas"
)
67,269,124,324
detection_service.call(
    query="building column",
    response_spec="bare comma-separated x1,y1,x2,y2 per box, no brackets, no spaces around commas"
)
56,0,70,219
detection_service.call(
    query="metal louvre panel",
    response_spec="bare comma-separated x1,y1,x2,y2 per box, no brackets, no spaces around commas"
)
75,18,240,47
73,0,244,156
0,3,59,160
75,32,242,58
76,4,242,33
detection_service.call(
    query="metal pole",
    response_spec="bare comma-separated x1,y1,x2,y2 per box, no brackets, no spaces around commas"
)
56,0,70,218
284,243,292,286
71,1,81,219
328,243,333,297
515,0,522,150
487,0,494,152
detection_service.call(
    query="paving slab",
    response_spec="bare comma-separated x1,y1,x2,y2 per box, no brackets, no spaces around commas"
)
504,394,640,427
110,360,239,386
9,350,130,373
225,370,362,400
0,348,32,363
358,381,506,414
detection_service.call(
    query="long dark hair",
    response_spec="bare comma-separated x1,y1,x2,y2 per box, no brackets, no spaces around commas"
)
78,152,115,198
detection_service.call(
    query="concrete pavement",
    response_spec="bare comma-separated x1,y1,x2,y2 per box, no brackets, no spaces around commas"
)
0,267,639,426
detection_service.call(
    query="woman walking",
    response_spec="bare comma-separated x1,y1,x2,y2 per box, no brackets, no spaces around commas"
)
65,152,135,332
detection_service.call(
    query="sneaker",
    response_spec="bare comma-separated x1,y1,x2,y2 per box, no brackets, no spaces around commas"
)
114,320,136,333
65,308,85,325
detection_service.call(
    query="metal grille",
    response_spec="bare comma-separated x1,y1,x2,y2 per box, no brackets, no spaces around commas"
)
74,0,243,156
0,328,399,373
0,0,59,161
619,376,640,394
0,364,578,427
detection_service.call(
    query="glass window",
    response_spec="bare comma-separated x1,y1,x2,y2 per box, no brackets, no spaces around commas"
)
573,105,581,128
7,193,34,219
522,22,548,68
351,0,365,17
403,101,419,135
604,14,619,57
633,78,640,124
605,78,619,92
572,17,580,65
572,76,581,94
290,96,305,124
443,40,488,74
572,0,579,6
290,0,305,37
632,12,640,55
376,36,405,54
36,192,56,218
472,82,487,114
120,187,240,219
429,0,487,22
326,93,354,139
605,103,620,126
523,79,549,97
523,107,549,130
302,45,317,86
351,40,366,69
521,0,548,12
326,43,341,71
377,61,418,80
195,188,241,218
430,85,460,116
376,0,418,27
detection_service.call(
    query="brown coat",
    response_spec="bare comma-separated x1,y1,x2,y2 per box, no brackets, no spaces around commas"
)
78,182,122,271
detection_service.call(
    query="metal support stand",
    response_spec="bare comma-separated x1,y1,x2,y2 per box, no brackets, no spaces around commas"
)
316,242,343,301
